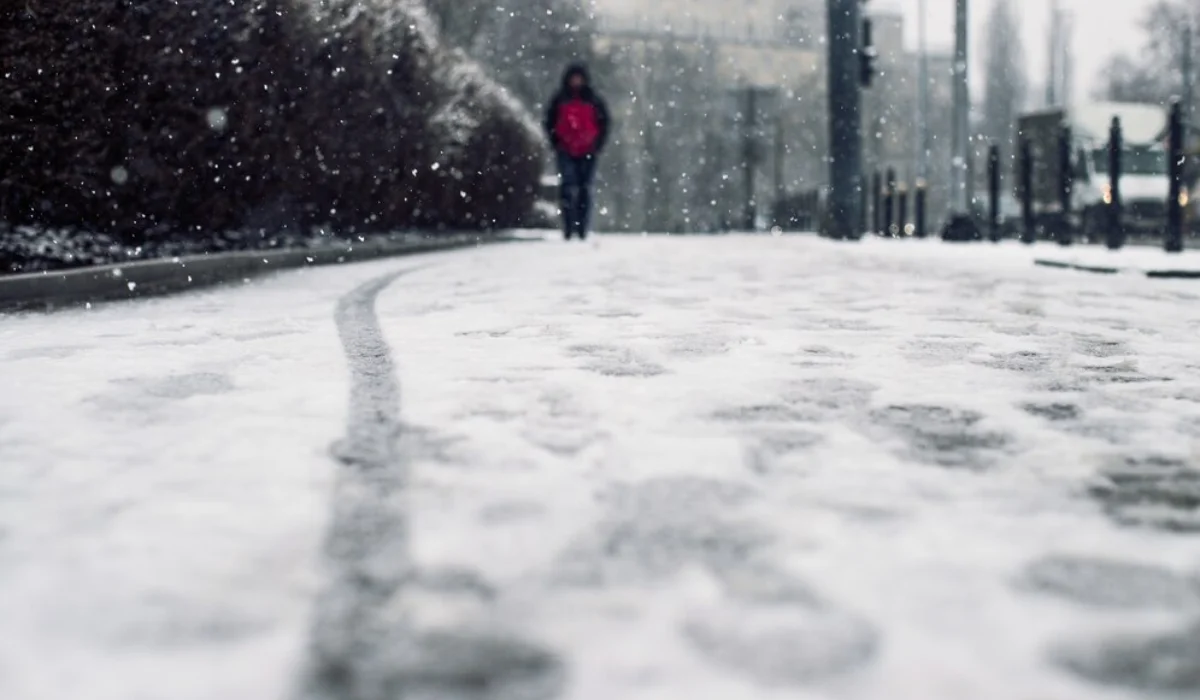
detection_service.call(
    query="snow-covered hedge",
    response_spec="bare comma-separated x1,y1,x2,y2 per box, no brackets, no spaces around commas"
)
0,0,545,254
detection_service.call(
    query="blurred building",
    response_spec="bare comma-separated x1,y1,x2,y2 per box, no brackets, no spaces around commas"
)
593,0,827,232
594,0,824,88
590,1,956,232
862,7,956,228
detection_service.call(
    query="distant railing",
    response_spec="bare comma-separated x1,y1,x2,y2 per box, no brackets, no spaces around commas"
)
862,100,1196,249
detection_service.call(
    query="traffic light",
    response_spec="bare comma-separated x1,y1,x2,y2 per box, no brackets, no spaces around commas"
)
860,18,877,87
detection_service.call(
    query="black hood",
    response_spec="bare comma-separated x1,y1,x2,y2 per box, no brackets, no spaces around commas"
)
561,63,591,92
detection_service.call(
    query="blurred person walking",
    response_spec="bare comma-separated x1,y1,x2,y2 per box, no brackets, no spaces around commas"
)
545,63,609,240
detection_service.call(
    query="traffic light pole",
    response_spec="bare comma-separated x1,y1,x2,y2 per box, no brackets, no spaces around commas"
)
825,0,864,240
1184,21,1193,148
950,0,969,214
942,0,980,240
917,0,930,183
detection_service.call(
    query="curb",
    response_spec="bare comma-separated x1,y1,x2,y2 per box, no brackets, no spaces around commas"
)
1146,269,1200,279
1034,258,1200,278
1032,259,1075,271
0,233,531,312
1034,259,1120,275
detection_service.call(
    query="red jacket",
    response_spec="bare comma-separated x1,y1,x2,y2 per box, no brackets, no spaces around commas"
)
544,80,610,157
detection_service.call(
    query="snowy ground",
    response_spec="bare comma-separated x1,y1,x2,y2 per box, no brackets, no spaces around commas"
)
1,235,1199,700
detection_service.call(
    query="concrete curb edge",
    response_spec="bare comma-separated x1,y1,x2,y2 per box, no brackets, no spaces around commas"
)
1033,258,1200,279
1,233,536,312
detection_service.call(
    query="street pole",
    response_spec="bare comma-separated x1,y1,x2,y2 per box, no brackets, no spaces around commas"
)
1046,1,1060,108
943,0,979,240
917,0,929,182
1184,20,1193,149
951,0,969,215
825,0,864,240
1062,10,1074,107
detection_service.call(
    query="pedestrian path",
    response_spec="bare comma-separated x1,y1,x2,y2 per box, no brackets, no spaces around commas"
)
381,236,1200,700
1,235,1198,699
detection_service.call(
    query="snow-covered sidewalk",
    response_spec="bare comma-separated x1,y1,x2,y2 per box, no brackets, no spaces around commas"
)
2,235,1199,700
386,235,1200,700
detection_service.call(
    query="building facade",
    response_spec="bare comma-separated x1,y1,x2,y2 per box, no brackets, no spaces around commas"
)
862,8,956,229
593,0,826,232
590,1,956,232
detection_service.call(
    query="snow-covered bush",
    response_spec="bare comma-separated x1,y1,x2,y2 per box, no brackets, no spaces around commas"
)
0,0,544,250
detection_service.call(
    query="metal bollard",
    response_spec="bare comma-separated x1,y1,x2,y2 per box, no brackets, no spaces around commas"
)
1167,100,1184,253
1057,124,1074,246
872,171,882,234
860,175,869,236
915,181,927,238
885,167,896,236
897,183,909,236
1107,116,1124,250
1020,137,1035,244
988,144,1001,243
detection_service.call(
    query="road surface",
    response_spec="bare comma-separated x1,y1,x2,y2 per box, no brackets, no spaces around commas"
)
1,236,1198,700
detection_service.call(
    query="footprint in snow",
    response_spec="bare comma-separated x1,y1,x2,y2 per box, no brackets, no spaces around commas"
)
566,343,665,377
1089,455,1200,533
866,404,1013,471
1020,554,1200,610
1055,622,1200,694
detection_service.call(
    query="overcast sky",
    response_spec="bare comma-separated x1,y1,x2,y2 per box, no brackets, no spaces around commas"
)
593,0,1161,103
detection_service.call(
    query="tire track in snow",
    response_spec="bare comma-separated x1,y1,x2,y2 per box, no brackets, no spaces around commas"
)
297,267,563,700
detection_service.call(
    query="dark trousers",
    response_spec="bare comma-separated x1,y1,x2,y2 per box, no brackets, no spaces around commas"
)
558,152,597,238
